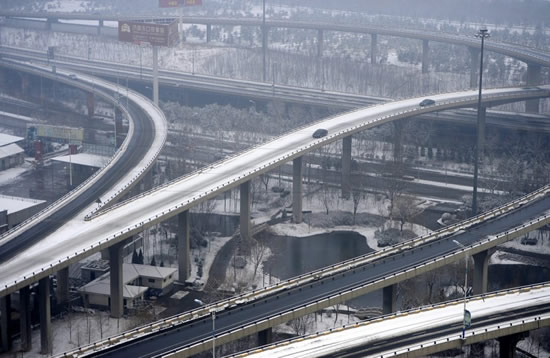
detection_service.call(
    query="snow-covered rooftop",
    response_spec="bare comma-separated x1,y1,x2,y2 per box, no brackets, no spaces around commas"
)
79,263,177,297
52,153,110,168
0,194,46,214
0,143,24,159
0,133,24,147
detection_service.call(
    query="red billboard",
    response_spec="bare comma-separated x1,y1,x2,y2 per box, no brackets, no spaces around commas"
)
184,0,202,5
159,0,180,7
159,0,202,7
118,20,179,47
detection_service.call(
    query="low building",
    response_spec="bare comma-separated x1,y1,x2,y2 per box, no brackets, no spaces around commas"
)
0,143,24,171
79,262,178,310
0,195,47,229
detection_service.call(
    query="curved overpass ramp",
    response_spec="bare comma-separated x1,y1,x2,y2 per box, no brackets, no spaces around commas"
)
0,60,167,264
232,283,550,358
0,86,538,357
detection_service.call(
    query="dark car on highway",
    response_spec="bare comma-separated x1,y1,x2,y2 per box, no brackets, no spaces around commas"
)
419,99,436,107
312,128,328,138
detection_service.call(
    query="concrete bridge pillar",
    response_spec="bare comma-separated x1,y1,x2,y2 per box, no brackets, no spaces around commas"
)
342,135,352,199
240,181,251,241
39,277,52,355
109,241,125,318
19,286,32,352
262,26,269,82
98,19,104,35
498,332,528,358
370,33,378,65
177,210,190,282
472,106,486,217
526,63,542,114
115,107,124,148
0,295,11,353
469,47,480,89
257,327,273,346
422,40,430,74
206,24,212,43
472,248,495,295
21,73,30,97
317,29,323,59
56,267,70,305
293,157,303,224
382,284,397,314
87,92,95,118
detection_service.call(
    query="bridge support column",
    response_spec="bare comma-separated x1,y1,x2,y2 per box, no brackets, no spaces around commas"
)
39,277,52,355
472,248,495,295
206,24,212,43
240,181,251,241
469,47,480,89
370,33,377,65
21,73,31,97
317,29,323,58
472,106,486,217
177,210,190,282
152,45,159,105
109,241,125,318
293,157,303,224
526,63,542,114
498,332,528,358
422,40,430,74
115,107,123,148
0,295,11,353
56,267,70,305
98,19,103,35
342,135,352,199
257,327,273,346
262,26,268,82
87,92,95,118
20,286,32,352
382,284,397,314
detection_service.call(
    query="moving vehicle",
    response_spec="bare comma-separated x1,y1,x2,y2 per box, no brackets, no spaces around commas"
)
312,128,328,138
419,98,435,107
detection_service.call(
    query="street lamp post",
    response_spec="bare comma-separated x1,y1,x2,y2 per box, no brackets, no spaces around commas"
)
262,0,266,82
194,299,216,357
472,28,490,217
453,240,469,339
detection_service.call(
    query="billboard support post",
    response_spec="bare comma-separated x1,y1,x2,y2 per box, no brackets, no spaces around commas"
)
153,45,159,105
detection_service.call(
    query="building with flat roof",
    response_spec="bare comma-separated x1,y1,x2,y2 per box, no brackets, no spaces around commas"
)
0,143,24,171
0,195,47,229
79,262,178,310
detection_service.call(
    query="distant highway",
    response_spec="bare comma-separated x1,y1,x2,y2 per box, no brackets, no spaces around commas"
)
2,46,549,134
0,12,549,68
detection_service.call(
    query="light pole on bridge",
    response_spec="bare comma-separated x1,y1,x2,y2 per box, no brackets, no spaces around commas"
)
472,28,490,217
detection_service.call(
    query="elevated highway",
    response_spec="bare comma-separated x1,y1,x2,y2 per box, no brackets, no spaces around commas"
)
42,85,550,357
2,46,549,134
0,12,549,69
0,60,167,268
232,283,550,358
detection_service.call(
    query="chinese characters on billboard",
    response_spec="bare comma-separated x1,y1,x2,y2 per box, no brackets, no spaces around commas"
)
118,20,179,47
158,0,202,7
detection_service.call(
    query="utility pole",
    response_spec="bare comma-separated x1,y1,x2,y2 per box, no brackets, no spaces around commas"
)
262,0,266,82
472,28,490,217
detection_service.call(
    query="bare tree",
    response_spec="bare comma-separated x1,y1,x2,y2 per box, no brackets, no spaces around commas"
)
288,314,315,336
392,195,419,233
250,238,268,281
